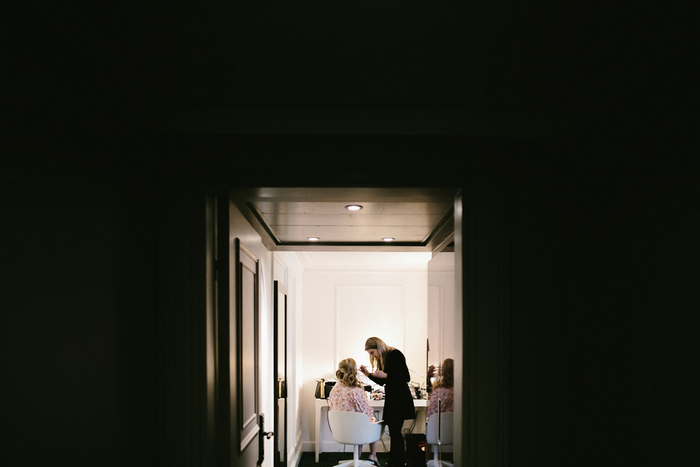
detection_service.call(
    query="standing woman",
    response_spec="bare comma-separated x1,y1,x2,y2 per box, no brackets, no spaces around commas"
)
359,337,415,467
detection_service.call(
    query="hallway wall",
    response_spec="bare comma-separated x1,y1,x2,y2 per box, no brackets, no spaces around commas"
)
227,202,275,467
506,156,698,466
3,154,160,467
273,252,306,467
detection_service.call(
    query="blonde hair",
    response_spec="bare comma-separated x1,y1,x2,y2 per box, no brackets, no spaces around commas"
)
336,358,363,388
364,337,395,372
434,358,454,389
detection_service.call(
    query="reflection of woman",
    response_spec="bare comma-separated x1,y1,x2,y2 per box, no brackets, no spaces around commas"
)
426,358,454,421
329,358,380,465
360,337,415,467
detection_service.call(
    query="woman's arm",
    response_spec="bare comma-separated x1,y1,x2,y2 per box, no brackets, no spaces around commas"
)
360,362,387,385
350,387,376,421
366,349,409,384
366,371,386,385
384,349,410,383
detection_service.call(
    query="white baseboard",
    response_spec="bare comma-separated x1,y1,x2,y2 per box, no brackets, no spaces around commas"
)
290,431,304,467
290,444,303,467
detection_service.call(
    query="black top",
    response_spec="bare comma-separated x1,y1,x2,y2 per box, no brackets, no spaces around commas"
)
368,348,415,423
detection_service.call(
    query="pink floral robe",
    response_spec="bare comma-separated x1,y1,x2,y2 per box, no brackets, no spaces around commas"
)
426,387,454,420
328,384,376,422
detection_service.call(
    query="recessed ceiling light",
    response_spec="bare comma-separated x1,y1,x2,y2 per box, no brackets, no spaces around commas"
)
382,237,395,242
307,237,320,242
345,205,363,211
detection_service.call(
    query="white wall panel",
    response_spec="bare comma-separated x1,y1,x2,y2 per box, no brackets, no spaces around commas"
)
335,285,404,369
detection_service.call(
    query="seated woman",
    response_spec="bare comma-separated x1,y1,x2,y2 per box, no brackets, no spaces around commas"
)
328,358,381,466
426,358,454,421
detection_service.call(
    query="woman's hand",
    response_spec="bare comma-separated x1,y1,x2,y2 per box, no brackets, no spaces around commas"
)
373,369,387,379
359,365,370,376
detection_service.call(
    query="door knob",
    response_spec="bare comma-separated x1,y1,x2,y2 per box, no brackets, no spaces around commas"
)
258,413,274,466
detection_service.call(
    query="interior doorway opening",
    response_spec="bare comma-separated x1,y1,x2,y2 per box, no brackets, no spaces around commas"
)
231,187,461,467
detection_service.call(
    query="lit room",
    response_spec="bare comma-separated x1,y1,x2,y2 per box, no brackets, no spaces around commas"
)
274,248,456,466
247,189,458,467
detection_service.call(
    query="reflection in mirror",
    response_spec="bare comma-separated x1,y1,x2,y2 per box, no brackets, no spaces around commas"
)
427,245,455,377
427,244,456,464
426,358,454,420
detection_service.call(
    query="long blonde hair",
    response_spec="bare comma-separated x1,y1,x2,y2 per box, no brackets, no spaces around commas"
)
336,358,363,388
433,358,454,389
364,337,395,372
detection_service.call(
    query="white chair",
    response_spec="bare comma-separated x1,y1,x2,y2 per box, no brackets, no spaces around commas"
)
426,412,454,467
328,411,383,467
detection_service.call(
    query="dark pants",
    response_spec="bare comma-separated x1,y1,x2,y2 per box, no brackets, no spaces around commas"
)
387,420,405,467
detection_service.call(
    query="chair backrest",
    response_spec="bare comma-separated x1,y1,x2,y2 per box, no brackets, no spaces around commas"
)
328,411,383,445
426,412,454,445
